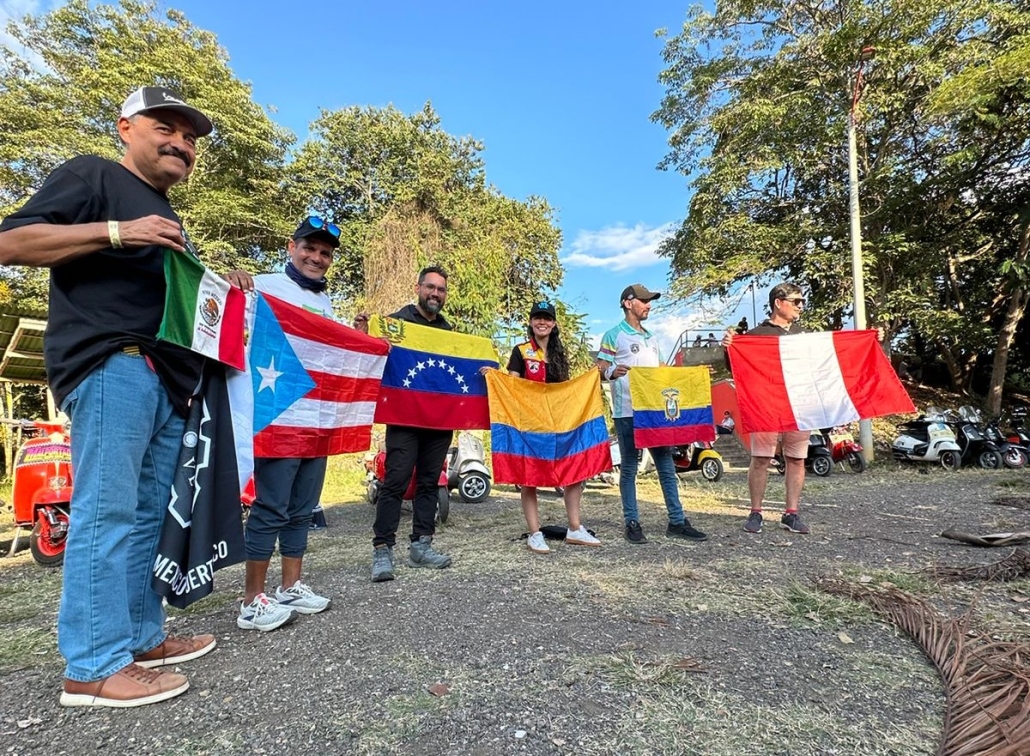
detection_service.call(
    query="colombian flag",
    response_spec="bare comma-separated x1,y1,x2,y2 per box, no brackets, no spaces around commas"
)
629,366,716,448
371,315,498,430
486,370,612,487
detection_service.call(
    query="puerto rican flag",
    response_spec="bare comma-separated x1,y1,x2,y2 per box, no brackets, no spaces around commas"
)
231,293,389,458
727,330,914,433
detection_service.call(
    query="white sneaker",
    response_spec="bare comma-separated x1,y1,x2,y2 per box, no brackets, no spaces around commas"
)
275,580,332,615
237,593,299,631
526,531,550,554
566,525,601,547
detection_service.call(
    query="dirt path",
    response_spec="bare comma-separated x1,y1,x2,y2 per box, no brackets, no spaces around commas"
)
2,466,1029,755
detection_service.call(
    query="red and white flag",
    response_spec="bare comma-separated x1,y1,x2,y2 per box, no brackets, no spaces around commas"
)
727,330,914,433
229,293,390,458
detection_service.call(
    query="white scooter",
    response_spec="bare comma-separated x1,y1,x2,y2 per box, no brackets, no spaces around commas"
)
891,406,962,471
446,431,492,503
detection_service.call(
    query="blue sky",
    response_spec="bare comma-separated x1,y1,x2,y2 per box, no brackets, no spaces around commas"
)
1,0,757,350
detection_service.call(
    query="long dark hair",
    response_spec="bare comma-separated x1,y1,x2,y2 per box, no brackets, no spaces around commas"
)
527,324,570,382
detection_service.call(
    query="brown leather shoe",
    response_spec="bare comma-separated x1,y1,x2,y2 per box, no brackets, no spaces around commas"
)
60,663,188,708
134,634,216,669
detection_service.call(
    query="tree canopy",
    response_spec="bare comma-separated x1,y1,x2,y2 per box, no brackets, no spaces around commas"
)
653,0,1030,408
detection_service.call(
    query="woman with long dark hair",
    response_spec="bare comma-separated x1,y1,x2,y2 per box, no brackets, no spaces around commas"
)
506,301,600,554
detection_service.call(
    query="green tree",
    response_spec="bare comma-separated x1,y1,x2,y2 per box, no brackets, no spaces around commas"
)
290,103,567,338
0,0,297,283
653,0,1030,409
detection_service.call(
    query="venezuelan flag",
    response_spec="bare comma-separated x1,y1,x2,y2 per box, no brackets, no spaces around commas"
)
486,370,612,487
370,315,498,430
629,366,716,448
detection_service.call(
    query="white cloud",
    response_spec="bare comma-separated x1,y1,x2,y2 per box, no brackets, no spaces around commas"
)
562,222,675,272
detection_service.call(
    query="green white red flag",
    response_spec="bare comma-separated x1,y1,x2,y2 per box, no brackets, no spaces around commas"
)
158,250,246,369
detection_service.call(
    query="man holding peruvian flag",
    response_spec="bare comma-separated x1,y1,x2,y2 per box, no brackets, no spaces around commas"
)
722,282,912,536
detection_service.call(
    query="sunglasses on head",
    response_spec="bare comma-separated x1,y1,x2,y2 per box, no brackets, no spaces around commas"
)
780,297,805,307
307,216,340,238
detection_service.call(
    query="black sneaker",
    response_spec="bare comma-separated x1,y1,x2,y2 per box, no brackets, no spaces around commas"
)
625,520,647,544
780,512,810,534
666,521,708,542
743,511,763,534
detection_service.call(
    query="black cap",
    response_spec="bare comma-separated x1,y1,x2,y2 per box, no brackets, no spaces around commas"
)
292,216,340,248
529,301,556,319
620,284,661,303
120,86,213,137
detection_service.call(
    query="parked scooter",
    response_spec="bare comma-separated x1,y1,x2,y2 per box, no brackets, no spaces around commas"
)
891,407,962,471
958,406,1028,469
948,407,1003,470
7,420,74,566
364,450,451,524
772,431,834,477
671,441,724,482
1005,406,1030,448
446,431,492,503
825,427,866,473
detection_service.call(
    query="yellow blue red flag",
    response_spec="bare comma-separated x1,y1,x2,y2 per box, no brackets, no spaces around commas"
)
629,366,715,448
486,370,612,487
370,315,498,430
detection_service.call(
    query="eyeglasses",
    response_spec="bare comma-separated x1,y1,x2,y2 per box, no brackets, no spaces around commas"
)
307,216,340,238
421,282,448,294
780,297,805,307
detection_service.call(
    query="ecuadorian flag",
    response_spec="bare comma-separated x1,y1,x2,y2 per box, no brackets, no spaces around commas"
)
370,315,498,430
486,370,612,487
629,366,716,448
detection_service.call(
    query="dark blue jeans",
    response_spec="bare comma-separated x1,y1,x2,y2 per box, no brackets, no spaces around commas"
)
246,456,328,560
614,416,685,525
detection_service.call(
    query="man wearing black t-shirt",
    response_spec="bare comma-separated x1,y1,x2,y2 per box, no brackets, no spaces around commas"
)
357,266,455,582
0,87,250,708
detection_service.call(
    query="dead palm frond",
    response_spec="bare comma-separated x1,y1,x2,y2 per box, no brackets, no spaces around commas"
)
927,549,1030,583
992,497,1030,511
816,577,1030,756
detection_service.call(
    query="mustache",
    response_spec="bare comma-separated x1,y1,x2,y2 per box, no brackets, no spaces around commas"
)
159,146,192,167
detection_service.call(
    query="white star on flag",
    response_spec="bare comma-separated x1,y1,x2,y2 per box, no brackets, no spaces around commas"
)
257,358,283,393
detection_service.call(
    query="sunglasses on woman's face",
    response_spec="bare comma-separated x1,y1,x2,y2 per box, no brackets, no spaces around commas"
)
307,215,341,238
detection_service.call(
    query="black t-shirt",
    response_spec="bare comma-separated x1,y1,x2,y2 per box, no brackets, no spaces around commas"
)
0,155,204,414
389,303,453,331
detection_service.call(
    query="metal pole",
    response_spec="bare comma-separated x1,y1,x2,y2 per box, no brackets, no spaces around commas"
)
848,74,874,462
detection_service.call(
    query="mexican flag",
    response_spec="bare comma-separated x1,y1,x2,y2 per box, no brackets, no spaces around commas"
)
158,250,246,369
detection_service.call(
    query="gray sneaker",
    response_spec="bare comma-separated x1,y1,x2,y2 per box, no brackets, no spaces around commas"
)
408,536,452,569
371,546,395,582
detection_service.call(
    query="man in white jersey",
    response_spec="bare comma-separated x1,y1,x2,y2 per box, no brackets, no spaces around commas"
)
236,216,339,631
596,284,708,544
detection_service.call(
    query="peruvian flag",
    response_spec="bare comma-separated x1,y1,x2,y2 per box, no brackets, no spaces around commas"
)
158,250,246,369
229,293,389,458
727,330,914,433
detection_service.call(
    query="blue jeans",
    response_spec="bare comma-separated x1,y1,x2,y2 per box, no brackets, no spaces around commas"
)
246,456,327,561
614,416,685,525
58,352,184,682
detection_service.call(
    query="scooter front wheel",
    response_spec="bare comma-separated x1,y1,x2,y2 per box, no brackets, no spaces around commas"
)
811,455,833,477
1002,448,1028,469
30,510,69,567
940,450,962,472
846,452,867,473
458,472,491,504
436,487,449,525
701,457,724,482
977,450,1003,470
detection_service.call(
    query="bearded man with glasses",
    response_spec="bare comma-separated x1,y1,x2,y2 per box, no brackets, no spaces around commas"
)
721,282,812,535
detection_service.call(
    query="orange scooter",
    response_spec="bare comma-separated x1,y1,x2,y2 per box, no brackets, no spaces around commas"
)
8,420,74,566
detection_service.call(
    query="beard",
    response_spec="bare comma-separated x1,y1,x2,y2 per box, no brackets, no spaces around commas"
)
419,293,443,315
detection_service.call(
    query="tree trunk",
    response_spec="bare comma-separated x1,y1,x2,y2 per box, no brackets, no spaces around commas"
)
986,219,1030,416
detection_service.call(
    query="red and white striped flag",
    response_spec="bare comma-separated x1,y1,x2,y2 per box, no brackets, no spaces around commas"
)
727,330,914,433
229,293,390,458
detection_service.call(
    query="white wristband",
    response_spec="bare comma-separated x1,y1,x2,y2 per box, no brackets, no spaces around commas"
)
108,220,122,249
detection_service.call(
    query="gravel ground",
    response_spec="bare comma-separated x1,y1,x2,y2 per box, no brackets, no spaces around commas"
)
2,464,1029,756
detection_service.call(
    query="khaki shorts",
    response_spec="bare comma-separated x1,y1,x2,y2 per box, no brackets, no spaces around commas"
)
750,430,810,459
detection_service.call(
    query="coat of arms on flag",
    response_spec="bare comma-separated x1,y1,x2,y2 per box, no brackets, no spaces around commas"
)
628,366,716,448
727,330,915,433
370,315,498,431
228,293,390,458
486,370,612,488
158,250,246,369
